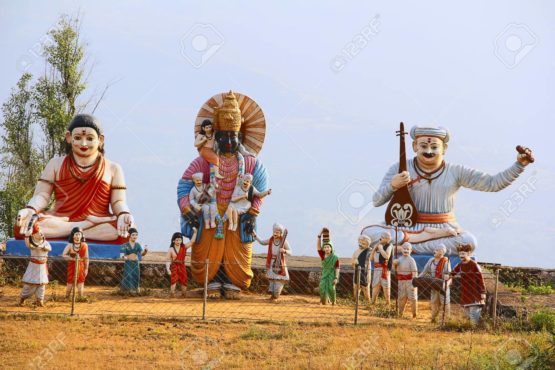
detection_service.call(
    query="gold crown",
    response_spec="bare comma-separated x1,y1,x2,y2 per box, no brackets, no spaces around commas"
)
214,91,242,132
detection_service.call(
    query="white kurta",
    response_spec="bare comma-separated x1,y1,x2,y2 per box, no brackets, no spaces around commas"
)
22,241,51,285
266,240,291,281
396,255,418,300
367,159,525,254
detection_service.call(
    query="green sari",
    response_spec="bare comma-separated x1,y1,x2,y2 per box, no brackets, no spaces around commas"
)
319,242,339,304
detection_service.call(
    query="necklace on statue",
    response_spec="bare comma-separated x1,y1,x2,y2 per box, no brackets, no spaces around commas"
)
413,159,446,184
68,154,102,183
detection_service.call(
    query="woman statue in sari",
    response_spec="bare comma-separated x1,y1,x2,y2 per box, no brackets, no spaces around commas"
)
120,228,148,294
316,228,340,305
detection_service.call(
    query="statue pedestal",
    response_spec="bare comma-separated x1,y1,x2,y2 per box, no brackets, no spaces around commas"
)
4,239,121,259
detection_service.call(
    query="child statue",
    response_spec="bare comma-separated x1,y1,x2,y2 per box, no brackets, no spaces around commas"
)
62,227,89,299
370,232,394,305
166,229,197,298
393,242,418,318
120,228,148,294
253,223,291,300
19,222,51,307
194,119,224,179
226,174,271,231
189,172,217,229
316,228,340,305
450,244,486,326
418,244,451,323
352,235,372,301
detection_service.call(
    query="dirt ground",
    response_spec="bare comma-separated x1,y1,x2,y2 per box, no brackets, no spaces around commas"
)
0,285,427,323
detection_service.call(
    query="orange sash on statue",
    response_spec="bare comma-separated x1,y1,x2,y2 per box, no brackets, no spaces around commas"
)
50,155,113,221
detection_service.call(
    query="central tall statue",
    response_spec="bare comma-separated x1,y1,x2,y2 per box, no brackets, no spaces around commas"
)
177,91,269,298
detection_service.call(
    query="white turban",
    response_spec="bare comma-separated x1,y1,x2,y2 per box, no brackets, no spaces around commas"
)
192,172,204,181
273,223,285,233
401,242,412,250
241,174,253,184
380,232,391,240
410,126,450,143
358,235,372,243
434,243,447,254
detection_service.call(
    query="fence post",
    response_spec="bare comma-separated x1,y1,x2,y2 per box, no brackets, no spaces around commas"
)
441,278,447,327
354,265,361,325
202,259,209,320
492,267,500,329
70,254,79,316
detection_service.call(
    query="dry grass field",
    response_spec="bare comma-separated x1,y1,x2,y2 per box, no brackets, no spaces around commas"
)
1,313,552,369
1,282,553,369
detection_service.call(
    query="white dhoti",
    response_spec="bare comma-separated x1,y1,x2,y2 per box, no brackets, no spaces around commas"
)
372,268,390,289
430,288,450,321
398,280,417,301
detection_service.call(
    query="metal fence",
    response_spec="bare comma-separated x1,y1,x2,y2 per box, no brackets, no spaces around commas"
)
0,255,540,328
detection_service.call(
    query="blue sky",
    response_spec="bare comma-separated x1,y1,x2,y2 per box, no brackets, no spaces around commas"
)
1,1,554,267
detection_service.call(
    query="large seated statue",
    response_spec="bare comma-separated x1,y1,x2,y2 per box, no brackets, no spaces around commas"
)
177,91,270,298
362,126,534,256
12,114,134,254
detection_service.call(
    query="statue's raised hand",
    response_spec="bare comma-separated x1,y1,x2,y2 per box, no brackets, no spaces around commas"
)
117,213,135,237
516,146,534,166
391,171,411,190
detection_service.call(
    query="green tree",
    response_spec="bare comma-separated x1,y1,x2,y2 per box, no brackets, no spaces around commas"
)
0,73,43,239
34,15,87,159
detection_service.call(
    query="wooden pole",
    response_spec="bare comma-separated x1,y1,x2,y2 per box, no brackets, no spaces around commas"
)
354,265,361,325
70,255,79,316
492,267,500,329
202,258,209,320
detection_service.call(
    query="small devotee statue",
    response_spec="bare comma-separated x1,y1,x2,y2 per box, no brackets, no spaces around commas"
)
418,244,451,323
194,119,224,179
363,126,534,255
15,114,135,242
316,228,340,305
370,232,393,305
19,223,51,307
189,172,217,229
253,223,291,300
177,91,270,299
393,242,418,318
352,235,372,301
62,227,89,299
166,230,197,298
450,244,486,326
120,228,148,294
227,174,271,231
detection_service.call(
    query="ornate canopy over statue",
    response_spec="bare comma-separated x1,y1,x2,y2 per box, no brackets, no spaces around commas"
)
194,91,266,156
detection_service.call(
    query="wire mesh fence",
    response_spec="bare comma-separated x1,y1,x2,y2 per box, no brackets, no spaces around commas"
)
0,254,543,328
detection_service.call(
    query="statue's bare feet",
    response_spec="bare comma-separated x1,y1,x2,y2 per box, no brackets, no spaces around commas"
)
86,215,117,224
211,222,216,228
423,227,457,239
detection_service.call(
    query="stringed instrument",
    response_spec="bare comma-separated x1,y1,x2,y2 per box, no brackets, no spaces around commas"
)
385,122,419,227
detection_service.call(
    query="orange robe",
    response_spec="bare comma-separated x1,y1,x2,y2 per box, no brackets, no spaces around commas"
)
67,243,88,284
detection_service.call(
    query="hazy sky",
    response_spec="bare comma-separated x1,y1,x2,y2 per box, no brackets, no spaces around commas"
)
1,1,554,267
